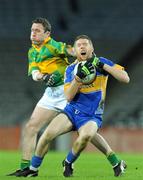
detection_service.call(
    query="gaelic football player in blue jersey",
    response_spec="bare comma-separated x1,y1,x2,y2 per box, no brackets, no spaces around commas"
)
18,35,130,177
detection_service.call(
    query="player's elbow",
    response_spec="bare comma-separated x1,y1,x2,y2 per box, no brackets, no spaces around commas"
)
122,72,130,83
124,76,130,83
119,76,130,83
119,71,130,83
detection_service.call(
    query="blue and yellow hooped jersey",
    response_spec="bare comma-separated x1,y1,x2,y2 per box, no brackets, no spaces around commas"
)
64,57,124,116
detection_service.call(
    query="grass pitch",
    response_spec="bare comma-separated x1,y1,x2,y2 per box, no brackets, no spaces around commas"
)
0,151,143,180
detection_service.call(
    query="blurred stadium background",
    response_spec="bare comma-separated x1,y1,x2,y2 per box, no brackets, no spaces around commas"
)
0,0,143,152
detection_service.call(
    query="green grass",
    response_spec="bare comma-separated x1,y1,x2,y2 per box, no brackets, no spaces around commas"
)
0,151,143,180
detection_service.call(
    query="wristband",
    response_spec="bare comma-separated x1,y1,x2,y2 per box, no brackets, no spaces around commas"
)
32,70,40,81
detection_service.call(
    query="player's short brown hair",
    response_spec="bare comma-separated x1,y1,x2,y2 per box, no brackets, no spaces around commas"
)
32,17,51,32
74,35,93,46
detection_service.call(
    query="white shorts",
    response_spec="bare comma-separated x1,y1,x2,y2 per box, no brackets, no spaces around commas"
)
37,85,67,112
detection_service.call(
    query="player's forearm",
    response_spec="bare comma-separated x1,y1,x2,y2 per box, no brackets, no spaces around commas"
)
103,64,130,83
65,78,82,102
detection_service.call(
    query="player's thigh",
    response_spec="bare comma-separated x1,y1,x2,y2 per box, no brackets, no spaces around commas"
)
78,121,98,138
27,106,59,131
43,113,73,139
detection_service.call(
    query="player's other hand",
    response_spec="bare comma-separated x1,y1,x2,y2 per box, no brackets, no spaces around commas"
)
43,74,56,86
89,56,108,75
43,72,63,87
90,56,104,69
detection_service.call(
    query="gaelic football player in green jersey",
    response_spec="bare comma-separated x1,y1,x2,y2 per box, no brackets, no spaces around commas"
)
7,17,75,176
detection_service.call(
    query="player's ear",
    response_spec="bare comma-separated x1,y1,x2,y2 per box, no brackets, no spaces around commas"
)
90,43,94,53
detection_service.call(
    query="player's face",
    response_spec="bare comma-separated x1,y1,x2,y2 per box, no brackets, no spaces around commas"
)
74,39,94,61
30,23,50,45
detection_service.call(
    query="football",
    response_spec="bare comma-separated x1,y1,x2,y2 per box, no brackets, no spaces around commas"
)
74,61,96,84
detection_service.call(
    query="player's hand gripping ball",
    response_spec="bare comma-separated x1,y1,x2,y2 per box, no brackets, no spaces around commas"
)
74,61,96,84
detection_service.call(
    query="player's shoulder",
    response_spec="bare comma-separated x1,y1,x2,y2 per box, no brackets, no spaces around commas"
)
28,46,35,56
99,56,115,66
28,46,34,51
48,37,66,47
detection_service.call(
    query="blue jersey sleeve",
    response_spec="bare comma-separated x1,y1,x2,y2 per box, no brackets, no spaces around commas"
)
64,64,75,84
99,57,115,67
99,57,124,70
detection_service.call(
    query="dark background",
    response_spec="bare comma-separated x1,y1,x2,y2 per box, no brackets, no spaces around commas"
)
0,0,143,128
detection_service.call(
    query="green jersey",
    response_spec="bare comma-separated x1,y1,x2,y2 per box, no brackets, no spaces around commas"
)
28,36,71,86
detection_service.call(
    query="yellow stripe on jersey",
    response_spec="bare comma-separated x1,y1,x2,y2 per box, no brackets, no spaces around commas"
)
80,76,108,99
32,37,51,51
64,76,108,100
114,64,124,70
64,83,71,92
29,57,67,74
45,44,56,55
